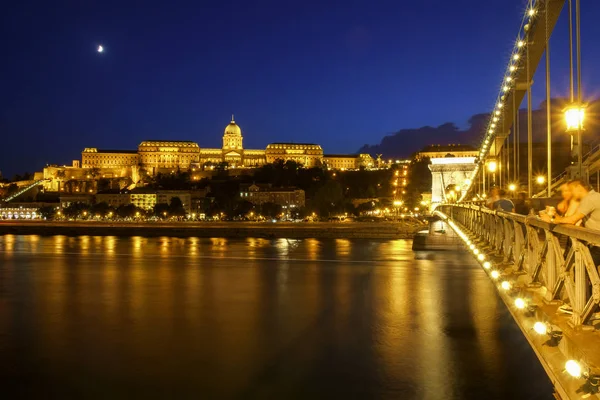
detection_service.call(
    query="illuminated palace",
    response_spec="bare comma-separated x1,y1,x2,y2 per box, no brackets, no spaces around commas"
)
76,116,373,174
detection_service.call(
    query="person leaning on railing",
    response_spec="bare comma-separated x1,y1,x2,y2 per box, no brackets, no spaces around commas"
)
513,191,530,215
539,179,600,266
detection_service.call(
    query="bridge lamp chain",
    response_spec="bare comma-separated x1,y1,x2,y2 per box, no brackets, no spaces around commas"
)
533,321,563,347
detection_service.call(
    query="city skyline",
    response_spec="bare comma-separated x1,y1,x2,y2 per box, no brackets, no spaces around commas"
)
2,0,600,177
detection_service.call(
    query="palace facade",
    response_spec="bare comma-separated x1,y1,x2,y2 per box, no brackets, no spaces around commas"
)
43,117,374,191
79,116,374,173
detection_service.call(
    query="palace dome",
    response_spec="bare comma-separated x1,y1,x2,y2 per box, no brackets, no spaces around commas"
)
224,115,242,136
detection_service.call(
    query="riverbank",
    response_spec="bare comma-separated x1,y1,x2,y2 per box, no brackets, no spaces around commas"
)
0,221,424,239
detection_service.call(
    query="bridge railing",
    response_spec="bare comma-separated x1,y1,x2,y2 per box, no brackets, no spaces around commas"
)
437,204,600,328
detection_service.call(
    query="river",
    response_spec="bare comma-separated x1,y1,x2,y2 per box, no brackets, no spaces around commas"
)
0,235,552,399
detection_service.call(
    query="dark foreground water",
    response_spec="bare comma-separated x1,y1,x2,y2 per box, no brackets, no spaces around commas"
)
0,235,552,399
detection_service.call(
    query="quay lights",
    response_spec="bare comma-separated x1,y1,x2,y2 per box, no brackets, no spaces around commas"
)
565,360,583,379
490,270,500,280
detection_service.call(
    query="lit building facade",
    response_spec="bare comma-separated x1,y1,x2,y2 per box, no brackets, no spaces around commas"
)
240,184,305,208
265,143,323,167
42,117,374,193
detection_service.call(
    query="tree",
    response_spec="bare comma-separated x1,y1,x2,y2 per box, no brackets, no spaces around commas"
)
154,203,171,218
90,202,112,218
38,206,56,220
234,200,254,217
260,202,282,218
63,202,90,219
89,167,101,179
169,197,186,217
311,180,344,216
116,204,138,218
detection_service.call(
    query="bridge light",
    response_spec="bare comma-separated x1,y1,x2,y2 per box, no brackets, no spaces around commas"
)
505,76,512,83
469,244,475,250
564,103,586,132
483,261,491,269
528,8,535,17
473,248,480,255
513,54,520,61
502,85,510,92
508,183,516,191
500,281,511,290
491,123,496,128
488,129,493,134
510,65,517,72
487,161,497,172
490,270,500,279
517,40,525,48
477,254,485,261
497,102,503,108
533,322,548,335
565,360,583,378
465,179,471,185
495,110,501,115
514,298,526,309
536,175,545,185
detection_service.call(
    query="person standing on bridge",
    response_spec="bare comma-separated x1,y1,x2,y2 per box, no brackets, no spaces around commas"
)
493,189,515,212
540,180,600,266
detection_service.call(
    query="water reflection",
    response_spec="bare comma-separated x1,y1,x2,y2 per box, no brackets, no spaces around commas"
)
0,236,552,399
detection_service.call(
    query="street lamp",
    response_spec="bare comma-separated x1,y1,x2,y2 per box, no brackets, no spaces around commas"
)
536,175,545,185
564,103,586,178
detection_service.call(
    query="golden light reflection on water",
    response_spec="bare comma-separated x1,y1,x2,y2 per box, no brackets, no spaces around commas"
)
53,235,65,253
3,234,15,253
0,236,552,398
335,238,350,258
132,236,143,257
305,238,320,260
79,235,90,255
105,236,116,257
416,257,451,400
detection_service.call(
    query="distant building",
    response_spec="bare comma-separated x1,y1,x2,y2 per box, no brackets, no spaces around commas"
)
415,144,478,161
323,154,375,170
239,184,305,208
265,143,324,167
41,116,376,193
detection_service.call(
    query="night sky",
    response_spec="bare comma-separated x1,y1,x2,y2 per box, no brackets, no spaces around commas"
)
1,0,599,177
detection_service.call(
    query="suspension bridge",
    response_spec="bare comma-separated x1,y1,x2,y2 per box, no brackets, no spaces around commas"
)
430,1,600,398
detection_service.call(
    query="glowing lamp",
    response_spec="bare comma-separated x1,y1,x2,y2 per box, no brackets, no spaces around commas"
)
500,281,511,290
514,298,526,309
487,161,497,173
564,104,585,132
536,175,545,185
533,322,548,335
565,360,582,378
508,183,516,191
490,270,500,279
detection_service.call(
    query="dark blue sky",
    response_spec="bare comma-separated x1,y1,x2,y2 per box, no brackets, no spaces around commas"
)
1,0,599,177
